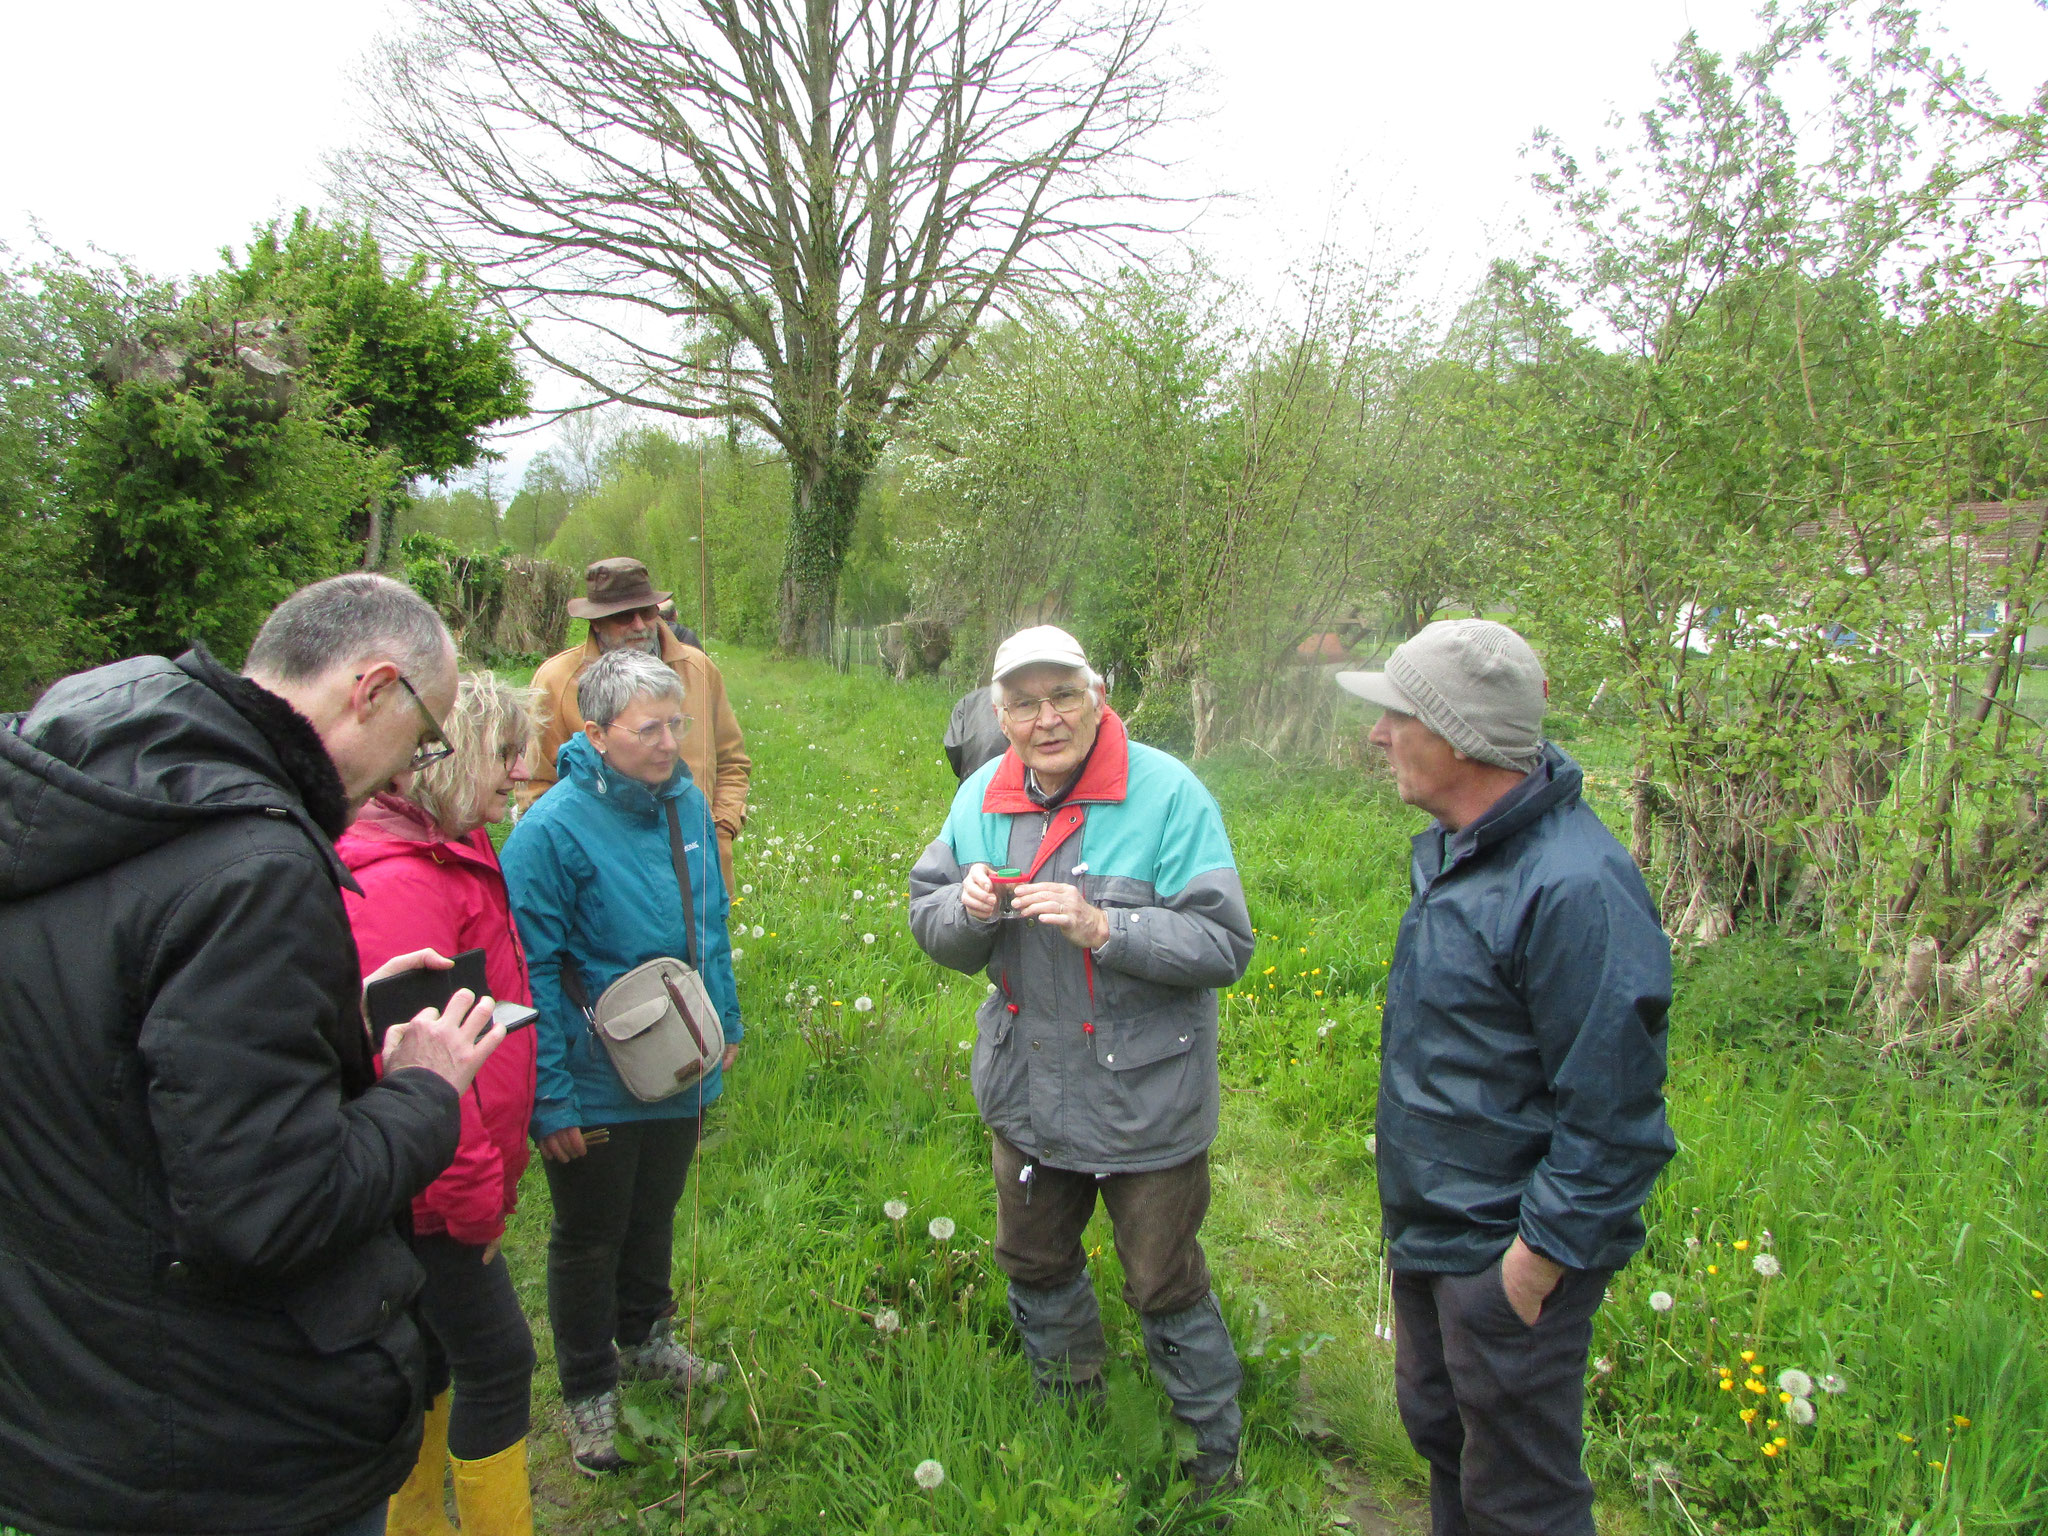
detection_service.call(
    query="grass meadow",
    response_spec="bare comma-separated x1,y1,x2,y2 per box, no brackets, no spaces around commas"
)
485,647,2045,1535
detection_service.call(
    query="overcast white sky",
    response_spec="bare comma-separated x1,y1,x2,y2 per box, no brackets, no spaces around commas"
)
4,0,2044,477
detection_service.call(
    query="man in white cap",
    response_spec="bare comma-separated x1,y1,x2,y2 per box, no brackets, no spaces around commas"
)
1337,619,1675,1536
908,626,1255,1502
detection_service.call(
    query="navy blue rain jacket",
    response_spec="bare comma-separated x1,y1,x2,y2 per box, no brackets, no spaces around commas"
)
1376,745,1676,1273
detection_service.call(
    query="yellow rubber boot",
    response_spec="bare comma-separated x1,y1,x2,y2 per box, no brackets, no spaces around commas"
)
451,1438,534,1536
388,1393,456,1536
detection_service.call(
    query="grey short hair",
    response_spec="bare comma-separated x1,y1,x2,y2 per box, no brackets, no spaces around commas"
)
578,648,683,730
245,573,451,684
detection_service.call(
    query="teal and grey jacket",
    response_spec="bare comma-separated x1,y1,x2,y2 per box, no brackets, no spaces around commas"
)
908,710,1254,1173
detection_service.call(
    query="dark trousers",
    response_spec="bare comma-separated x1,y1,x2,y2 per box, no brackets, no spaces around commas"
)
414,1233,538,1459
541,1117,701,1401
990,1133,1213,1315
1393,1259,1612,1536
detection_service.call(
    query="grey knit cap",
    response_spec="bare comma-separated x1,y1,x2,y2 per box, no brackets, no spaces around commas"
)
1334,619,1547,772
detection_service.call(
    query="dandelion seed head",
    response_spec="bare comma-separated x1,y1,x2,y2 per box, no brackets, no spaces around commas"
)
928,1217,956,1241
1752,1253,1782,1278
884,1199,908,1221
853,995,874,1012
752,924,765,938
1787,1397,1816,1426
874,1309,901,1335
1820,1374,1847,1395
863,932,876,944
730,948,745,961
742,883,754,895
1649,1290,1675,1313
853,889,864,900
831,854,841,864
1777,1369,1814,1399
1685,1236,1701,1252
1593,1355,1613,1375
913,1459,945,1490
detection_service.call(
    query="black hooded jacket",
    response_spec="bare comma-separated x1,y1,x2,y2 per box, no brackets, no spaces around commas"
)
0,651,460,1536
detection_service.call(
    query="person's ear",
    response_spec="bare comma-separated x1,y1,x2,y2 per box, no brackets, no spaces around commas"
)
351,660,402,721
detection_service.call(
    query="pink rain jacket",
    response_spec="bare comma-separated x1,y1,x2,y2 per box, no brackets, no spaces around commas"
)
339,794,538,1247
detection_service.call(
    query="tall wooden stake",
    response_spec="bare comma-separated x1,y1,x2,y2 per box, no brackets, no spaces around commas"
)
697,447,712,638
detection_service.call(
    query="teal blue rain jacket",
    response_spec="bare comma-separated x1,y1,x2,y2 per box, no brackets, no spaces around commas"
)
501,732,742,1139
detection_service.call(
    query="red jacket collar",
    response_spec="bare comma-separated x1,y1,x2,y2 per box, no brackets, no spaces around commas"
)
982,709,1130,814
338,792,502,874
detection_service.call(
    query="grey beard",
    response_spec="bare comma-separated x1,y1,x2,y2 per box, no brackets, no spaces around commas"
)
596,629,662,656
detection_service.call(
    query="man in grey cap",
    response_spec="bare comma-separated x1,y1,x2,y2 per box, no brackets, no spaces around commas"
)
1337,619,1675,1536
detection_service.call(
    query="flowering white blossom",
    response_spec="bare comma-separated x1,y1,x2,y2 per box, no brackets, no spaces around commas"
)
854,996,874,1013
1752,1253,1782,1278
1787,1396,1816,1426
913,1459,945,1490
1820,1373,1847,1395
1777,1369,1814,1399
883,1199,908,1222
928,1217,956,1241
1649,1291,1675,1313
874,1309,901,1335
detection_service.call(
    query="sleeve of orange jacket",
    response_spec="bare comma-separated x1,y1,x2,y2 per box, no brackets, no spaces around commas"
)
516,654,578,813
701,658,751,837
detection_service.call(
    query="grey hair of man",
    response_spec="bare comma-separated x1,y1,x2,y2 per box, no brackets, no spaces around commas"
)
577,647,684,730
995,666,1107,710
244,572,452,684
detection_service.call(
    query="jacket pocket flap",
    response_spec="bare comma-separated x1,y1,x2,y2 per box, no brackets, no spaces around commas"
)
280,1233,423,1355
598,996,671,1042
1377,1098,1548,1176
1093,1009,1197,1072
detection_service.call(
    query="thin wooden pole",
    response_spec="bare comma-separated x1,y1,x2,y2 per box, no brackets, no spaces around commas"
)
697,448,712,639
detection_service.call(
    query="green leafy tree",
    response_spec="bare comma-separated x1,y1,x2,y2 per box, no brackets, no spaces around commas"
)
224,210,529,562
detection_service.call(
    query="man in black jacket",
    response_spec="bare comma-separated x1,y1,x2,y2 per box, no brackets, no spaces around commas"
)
0,574,505,1536
1337,620,1675,1536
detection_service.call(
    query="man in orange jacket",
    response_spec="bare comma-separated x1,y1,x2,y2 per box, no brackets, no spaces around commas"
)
520,557,751,891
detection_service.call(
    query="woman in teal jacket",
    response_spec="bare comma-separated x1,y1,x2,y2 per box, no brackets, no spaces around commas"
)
500,649,741,1478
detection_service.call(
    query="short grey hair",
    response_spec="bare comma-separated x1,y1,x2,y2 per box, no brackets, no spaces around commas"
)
245,573,451,684
578,648,683,730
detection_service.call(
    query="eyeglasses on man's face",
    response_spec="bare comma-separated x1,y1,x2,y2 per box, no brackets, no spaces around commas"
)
360,671,455,772
607,713,692,747
999,686,1092,725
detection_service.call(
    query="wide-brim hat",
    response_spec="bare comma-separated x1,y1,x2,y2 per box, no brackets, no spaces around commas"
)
568,557,671,620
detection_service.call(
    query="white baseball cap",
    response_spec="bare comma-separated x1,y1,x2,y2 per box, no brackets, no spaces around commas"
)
991,625,1090,683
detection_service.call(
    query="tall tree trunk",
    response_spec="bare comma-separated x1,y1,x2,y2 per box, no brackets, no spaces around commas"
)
777,435,878,654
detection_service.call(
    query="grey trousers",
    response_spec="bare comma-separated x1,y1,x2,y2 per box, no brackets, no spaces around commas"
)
991,1134,1243,1460
1393,1258,1612,1536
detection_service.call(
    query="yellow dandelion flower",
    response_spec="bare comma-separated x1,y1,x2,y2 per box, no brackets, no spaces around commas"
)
1298,947,1307,954
1739,1408,1757,1424
2033,1289,2044,1300
1953,1415,1971,1430
1767,1419,1778,1429
1720,1380,1735,1391
1762,1443,1779,1457
1899,1433,1916,1444
1263,965,1275,975
1314,990,1323,996
1708,1264,1719,1275
1780,1392,1792,1403
1928,1460,1945,1472
1718,1367,1733,1378
1749,1363,1764,1375
1311,968,1322,975
1773,1436,1788,1448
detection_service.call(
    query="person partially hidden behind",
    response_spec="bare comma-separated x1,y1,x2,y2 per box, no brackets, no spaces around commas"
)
0,574,504,1536
1336,620,1676,1536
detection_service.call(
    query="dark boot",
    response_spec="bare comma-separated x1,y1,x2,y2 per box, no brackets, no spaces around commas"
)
1008,1272,1108,1403
1141,1292,1244,1495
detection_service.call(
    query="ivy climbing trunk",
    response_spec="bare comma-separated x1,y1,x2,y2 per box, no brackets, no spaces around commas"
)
777,438,876,655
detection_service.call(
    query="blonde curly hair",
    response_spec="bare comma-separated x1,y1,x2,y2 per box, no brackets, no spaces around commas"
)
408,671,537,836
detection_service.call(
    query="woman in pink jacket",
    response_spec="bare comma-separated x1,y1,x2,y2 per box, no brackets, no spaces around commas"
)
340,672,539,1536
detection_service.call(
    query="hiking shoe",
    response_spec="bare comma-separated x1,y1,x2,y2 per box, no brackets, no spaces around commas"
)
1186,1447,1242,1505
617,1320,727,1390
564,1389,626,1477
